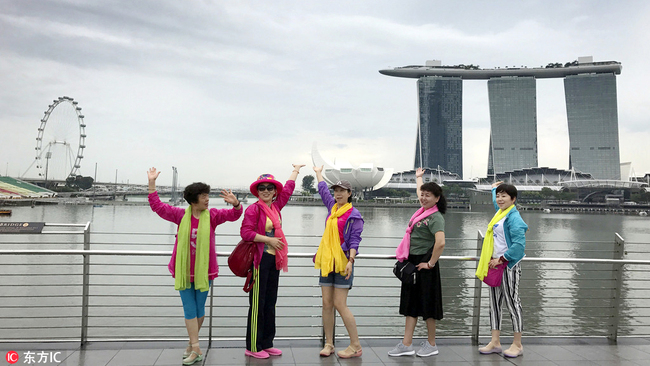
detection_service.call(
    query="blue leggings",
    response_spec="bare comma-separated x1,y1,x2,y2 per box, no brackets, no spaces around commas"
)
179,281,212,319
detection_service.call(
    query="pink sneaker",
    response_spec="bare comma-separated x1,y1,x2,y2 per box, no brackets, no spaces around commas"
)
265,348,282,356
245,349,269,359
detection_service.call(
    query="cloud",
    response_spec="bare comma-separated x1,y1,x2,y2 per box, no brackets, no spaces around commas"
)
2,0,650,187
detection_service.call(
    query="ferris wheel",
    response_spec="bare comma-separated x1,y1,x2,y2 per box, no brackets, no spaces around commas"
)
24,96,86,181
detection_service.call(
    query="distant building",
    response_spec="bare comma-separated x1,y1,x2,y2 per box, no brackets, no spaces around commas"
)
311,143,393,191
487,77,537,175
414,77,463,176
383,167,461,190
565,73,621,180
380,57,623,180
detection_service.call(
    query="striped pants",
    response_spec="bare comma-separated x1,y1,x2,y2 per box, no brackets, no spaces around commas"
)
488,263,523,333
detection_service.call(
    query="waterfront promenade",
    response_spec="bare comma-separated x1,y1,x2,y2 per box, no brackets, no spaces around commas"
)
3,209,650,365
4,337,650,365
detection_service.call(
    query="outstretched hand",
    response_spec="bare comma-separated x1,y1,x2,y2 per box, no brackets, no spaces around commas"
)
147,167,161,181
415,167,424,178
292,164,305,171
313,165,323,173
492,181,504,188
219,189,239,206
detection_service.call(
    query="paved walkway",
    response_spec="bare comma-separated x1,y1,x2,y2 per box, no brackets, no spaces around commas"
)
2,337,650,365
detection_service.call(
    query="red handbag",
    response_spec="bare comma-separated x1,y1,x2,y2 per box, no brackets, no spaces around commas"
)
228,240,256,292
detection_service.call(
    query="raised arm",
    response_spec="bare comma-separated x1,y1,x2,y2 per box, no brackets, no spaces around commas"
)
415,167,424,198
491,181,503,212
288,164,305,181
313,165,325,182
147,167,161,193
147,167,184,223
219,189,242,211
315,165,335,209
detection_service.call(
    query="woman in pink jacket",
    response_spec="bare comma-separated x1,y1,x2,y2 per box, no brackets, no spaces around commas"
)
147,167,242,365
239,164,304,359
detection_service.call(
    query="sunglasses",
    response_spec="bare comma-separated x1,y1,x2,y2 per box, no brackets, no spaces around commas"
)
257,184,276,192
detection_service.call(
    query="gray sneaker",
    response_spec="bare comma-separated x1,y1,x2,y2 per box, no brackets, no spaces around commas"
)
416,341,439,357
388,342,415,357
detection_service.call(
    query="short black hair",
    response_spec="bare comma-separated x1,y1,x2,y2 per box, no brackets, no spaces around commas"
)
183,182,210,205
496,183,518,200
420,182,447,214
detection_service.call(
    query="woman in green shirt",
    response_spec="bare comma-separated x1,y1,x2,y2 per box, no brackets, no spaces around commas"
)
389,167,447,358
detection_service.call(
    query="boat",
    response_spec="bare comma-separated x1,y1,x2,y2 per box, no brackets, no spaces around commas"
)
0,209,11,216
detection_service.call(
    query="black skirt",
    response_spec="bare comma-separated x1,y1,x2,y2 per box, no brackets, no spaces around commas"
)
398,251,443,320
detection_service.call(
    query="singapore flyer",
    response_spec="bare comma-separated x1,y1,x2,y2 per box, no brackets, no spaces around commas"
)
23,96,87,183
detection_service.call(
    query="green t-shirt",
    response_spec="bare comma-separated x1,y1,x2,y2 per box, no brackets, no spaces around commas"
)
409,211,445,255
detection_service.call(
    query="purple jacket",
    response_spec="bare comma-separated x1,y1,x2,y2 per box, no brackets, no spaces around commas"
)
317,181,363,254
240,180,295,268
148,191,243,280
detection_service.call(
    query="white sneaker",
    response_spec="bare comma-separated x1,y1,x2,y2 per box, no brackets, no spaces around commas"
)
388,342,415,357
416,341,439,357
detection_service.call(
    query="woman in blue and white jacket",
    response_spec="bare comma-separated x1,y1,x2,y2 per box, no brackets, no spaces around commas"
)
478,182,528,358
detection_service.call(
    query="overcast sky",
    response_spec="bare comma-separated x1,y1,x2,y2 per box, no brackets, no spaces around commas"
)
1,0,649,189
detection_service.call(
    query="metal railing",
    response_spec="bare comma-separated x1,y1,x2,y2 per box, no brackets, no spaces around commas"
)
1,225,650,345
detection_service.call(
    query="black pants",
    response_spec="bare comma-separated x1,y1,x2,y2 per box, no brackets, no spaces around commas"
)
246,251,280,352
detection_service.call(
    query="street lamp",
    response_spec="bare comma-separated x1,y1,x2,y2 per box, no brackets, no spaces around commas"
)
45,152,52,185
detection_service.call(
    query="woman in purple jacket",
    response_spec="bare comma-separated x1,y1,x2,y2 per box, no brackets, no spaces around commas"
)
313,166,364,359
147,167,242,365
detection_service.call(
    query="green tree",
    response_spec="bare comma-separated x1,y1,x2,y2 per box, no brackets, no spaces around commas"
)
301,175,316,194
540,187,555,199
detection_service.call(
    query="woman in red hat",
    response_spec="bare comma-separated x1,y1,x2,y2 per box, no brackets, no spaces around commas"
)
239,164,305,359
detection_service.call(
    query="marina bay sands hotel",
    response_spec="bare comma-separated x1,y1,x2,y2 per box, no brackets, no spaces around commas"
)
379,56,622,180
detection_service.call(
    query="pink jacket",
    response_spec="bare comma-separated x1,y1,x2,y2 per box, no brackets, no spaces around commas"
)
240,180,295,268
148,191,243,280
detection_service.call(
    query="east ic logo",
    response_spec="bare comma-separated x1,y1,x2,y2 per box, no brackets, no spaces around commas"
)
6,351,19,364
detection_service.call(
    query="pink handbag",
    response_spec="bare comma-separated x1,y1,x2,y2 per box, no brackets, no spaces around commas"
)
483,262,507,287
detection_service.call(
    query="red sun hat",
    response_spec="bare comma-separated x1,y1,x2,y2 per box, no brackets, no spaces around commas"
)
249,174,284,197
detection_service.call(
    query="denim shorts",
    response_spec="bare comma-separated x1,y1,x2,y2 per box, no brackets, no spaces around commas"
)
319,266,354,289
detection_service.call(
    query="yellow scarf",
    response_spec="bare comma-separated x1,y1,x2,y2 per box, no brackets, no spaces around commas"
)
315,203,352,276
475,205,514,280
175,207,210,292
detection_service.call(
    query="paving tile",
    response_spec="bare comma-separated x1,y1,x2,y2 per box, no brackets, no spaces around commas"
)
203,347,248,365
1,338,648,365
105,348,164,366
527,345,587,361
503,362,557,366
612,345,650,360
553,361,607,366
594,359,648,366
290,346,342,365
558,344,621,361
57,349,119,366
155,348,187,365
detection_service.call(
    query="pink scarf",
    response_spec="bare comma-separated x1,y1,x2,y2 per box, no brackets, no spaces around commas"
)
395,205,439,261
257,201,289,272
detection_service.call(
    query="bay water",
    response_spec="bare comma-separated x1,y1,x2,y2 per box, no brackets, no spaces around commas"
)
1,200,649,340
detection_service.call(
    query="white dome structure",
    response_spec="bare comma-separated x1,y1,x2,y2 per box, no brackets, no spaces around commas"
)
311,143,393,191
